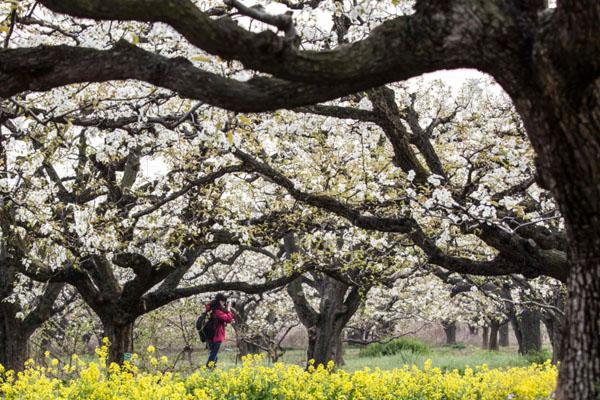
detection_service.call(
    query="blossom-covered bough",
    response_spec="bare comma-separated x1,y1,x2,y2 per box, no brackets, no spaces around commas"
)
0,135,72,371
237,83,567,282
287,79,567,359
1,0,598,398
236,75,566,361
0,87,317,366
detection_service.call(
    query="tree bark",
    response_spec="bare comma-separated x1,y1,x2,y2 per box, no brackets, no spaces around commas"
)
0,252,64,372
482,326,489,350
230,301,262,359
304,276,352,367
510,313,525,355
307,324,345,367
543,314,563,364
557,238,600,399
284,234,364,368
288,274,362,367
0,308,29,372
0,243,28,371
488,321,500,351
542,291,566,363
442,321,457,345
509,13,600,394
514,308,542,355
499,322,509,347
522,309,542,355
101,319,135,365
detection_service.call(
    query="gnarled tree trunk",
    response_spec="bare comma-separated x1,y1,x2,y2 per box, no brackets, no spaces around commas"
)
0,308,29,372
522,308,542,355
0,246,28,371
488,320,500,351
558,236,600,398
0,255,64,372
512,307,542,355
442,321,457,346
481,326,489,350
509,6,600,393
307,324,345,367
231,300,262,359
101,318,135,365
294,275,357,367
499,322,509,347
284,233,365,368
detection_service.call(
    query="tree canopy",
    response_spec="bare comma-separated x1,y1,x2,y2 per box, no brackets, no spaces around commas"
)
1,1,599,398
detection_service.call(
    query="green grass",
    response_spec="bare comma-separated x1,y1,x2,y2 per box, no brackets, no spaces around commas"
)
159,344,536,374
358,337,430,358
69,343,542,375
343,346,531,372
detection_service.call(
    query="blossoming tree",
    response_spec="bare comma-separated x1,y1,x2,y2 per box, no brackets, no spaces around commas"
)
1,1,598,397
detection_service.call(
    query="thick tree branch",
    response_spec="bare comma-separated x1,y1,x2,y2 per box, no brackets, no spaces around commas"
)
368,87,429,182
0,42,369,112
36,0,483,85
491,177,535,202
237,150,560,279
131,164,244,219
236,149,415,233
404,103,448,177
81,256,121,299
22,282,66,335
3,1,532,110
141,268,308,314
284,234,319,326
294,105,379,123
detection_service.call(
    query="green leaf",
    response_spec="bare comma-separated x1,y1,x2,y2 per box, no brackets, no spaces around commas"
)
191,55,211,62
238,115,252,125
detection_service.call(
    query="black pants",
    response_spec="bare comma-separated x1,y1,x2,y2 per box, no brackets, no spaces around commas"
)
206,341,221,367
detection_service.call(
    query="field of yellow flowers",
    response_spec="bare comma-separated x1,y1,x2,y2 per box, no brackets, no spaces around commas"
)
0,342,557,400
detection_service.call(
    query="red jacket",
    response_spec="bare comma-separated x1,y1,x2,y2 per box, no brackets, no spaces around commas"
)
206,304,234,343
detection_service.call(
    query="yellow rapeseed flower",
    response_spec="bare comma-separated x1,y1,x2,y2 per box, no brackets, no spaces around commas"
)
0,346,557,400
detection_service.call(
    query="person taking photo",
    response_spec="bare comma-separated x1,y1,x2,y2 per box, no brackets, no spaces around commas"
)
205,293,234,368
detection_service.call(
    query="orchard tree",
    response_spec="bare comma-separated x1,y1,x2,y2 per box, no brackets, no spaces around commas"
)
0,244,65,371
234,76,567,355
0,94,309,365
283,229,414,366
447,271,564,357
498,276,565,360
1,1,599,397
351,267,501,347
238,78,566,282
230,290,299,362
0,129,70,371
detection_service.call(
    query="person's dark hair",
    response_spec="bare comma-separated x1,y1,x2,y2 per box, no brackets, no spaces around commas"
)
215,293,228,302
210,293,228,311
